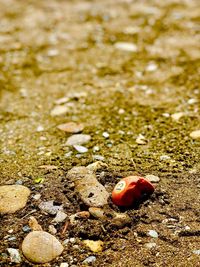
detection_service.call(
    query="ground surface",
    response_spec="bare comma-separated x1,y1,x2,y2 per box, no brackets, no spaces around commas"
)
0,0,200,266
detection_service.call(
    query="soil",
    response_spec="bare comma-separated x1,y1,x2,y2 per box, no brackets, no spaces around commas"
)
0,0,200,266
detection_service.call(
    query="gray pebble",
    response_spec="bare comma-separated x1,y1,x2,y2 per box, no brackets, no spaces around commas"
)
83,256,96,264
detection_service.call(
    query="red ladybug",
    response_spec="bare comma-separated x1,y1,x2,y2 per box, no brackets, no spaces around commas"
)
112,176,154,207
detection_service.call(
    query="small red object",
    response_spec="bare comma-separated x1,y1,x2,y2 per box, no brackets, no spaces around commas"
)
112,176,154,207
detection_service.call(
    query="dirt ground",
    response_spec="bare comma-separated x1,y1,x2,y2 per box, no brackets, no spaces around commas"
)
0,0,200,266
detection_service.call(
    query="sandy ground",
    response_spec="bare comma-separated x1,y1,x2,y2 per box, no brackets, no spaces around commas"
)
0,0,200,266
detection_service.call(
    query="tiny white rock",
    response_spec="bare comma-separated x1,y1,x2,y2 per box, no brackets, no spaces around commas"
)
60,263,69,267
171,112,185,122
50,105,68,116
145,174,160,183
190,130,200,139
136,134,146,145
146,63,157,72
66,134,91,146
102,132,109,138
52,211,68,223
7,248,21,263
145,242,157,249
73,145,88,153
114,42,137,52
160,155,171,161
148,230,158,238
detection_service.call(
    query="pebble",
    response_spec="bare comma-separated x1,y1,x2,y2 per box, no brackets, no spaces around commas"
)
22,231,64,263
193,250,200,255
136,134,146,145
89,207,106,220
66,134,91,146
146,63,157,72
145,174,160,183
39,200,63,215
69,211,90,225
50,105,68,116
171,112,185,122
57,122,84,133
60,263,69,267
52,211,68,223
87,161,108,172
36,125,44,132
190,130,200,139
67,167,109,207
22,225,31,233
92,155,105,161
114,42,137,52
148,230,159,238
82,256,96,264
102,132,109,138
93,146,100,152
7,248,21,263
145,242,157,249
83,240,103,252
188,98,197,104
7,236,16,241
112,212,132,228
0,185,30,214
160,155,171,161
33,194,41,200
54,96,69,105
49,225,57,235
73,145,88,153
29,216,43,231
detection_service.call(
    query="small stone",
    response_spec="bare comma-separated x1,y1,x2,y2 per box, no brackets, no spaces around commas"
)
69,211,90,225
171,112,185,122
39,165,58,170
39,200,63,215
193,250,200,255
47,49,59,57
190,130,200,139
89,207,106,220
73,145,88,153
65,151,73,158
145,242,157,249
102,132,109,138
50,105,68,116
114,42,137,52
0,185,30,214
93,146,100,152
29,216,43,231
148,230,158,238
146,63,157,72
49,225,57,235
67,167,109,207
7,248,21,263
22,225,31,233
52,211,67,223
136,134,146,145
160,155,171,161
188,98,197,104
145,174,160,183
118,108,125,114
57,122,84,133
8,229,14,234
83,240,104,252
87,161,108,172
60,263,69,267
66,134,91,146
92,155,105,161
7,236,16,241
54,96,69,105
112,212,132,228
33,194,41,201
36,126,44,132
22,231,64,263
82,256,96,264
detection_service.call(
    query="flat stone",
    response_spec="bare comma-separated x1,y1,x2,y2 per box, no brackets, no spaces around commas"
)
52,211,67,223
145,174,160,183
82,256,96,264
171,112,185,121
60,263,69,267
145,242,157,249
28,216,43,231
39,200,63,215
112,212,132,228
73,145,88,153
0,185,30,214
87,161,108,172
50,105,68,116
190,130,200,139
7,248,21,263
83,240,104,252
148,230,158,238
67,167,109,207
66,134,91,146
114,42,137,52
89,207,106,220
57,122,84,133
22,231,64,263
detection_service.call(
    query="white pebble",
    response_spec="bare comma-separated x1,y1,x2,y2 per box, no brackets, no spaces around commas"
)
102,132,109,138
190,130,200,139
73,145,88,153
36,126,44,132
148,230,158,238
50,105,68,116
114,42,137,52
7,248,21,263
